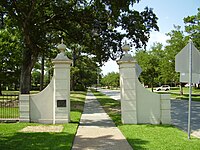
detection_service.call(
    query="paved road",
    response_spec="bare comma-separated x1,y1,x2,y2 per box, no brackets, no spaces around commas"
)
98,88,120,101
171,100,200,137
98,88,200,138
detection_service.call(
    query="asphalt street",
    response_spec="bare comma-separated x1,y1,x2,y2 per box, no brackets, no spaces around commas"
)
98,88,200,138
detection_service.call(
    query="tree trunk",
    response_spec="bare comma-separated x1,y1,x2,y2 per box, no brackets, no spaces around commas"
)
20,48,37,94
151,86,154,92
71,48,76,91
150,81,154,92
40,52,45,91
0,82,2,96
180,82,183,95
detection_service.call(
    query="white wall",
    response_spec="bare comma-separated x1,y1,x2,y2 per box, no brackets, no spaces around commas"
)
30,77,54,124
136,78,161,124
118,54,171,124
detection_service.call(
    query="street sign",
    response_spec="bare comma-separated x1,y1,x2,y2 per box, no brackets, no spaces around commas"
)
180,73,200,83
175,40,200,139
175,41,200,74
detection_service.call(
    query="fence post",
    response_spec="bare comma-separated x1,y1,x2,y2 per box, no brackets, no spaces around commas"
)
19,94,30,122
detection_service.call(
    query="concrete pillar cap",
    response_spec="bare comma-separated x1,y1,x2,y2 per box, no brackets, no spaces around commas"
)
53,39,72,62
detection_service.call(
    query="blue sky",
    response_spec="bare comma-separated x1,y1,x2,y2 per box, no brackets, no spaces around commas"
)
101,0,200,76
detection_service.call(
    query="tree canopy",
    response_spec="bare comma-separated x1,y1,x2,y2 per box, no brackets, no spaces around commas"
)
0,22,22,94
0,0,159,93
184,8,200,49
101,72,119,88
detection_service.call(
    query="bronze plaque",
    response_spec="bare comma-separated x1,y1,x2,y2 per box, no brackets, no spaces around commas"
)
57,100,66,107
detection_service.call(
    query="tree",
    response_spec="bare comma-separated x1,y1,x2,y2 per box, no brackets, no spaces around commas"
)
101,72,119,88
184,8,200,50
162,26,188,94
1,0,159,94
135,43,164,91
183,8,200,90
0,24,22,95
70,55,99,91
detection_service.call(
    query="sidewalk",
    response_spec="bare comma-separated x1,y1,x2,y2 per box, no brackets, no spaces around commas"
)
72,90,133,150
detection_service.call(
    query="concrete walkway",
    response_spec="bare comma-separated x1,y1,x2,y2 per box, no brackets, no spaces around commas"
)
72,91,133,150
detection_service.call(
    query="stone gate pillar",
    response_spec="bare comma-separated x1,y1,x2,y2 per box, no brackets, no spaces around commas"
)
19,40,72,124
52,41,72,124
117,43,171,125
117,43,137,124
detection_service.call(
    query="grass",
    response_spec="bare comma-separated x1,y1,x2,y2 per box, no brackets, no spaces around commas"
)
0,107,19,118
92,89,122,126
1,91,40,95
0,123,78,150
119,124,200,150
92,90,200,150
70,91,86,123
151,87,200,102
0,91,86,150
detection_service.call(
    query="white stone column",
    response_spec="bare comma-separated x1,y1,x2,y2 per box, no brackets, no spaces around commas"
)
160,94,171,124
117,43,137,124
19,94,30,122
52,41,72,124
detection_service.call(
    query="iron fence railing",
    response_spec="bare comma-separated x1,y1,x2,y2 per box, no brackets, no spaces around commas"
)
0,94,19,121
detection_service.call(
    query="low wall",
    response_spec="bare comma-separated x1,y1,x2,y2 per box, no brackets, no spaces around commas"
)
120,77,171,125
29,77,54,124
19,75,70,124
136,78,161,124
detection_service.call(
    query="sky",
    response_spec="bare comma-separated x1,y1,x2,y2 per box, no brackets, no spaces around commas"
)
101,0,200,76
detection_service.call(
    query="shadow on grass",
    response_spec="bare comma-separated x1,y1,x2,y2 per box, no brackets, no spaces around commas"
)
70,91,86,124
0,131,74,150
126,138,149,150
143,124,175,128
70,91,86,113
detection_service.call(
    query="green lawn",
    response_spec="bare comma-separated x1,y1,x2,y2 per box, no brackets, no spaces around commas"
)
151,87,200,102
0,123,78,150
170,87,200,101
119,124,200,150
70,91,86,123
0,107,19,118
0,91,86,150
92,90,200,150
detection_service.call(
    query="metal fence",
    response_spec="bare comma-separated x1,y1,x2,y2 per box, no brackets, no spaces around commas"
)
0,94,19,121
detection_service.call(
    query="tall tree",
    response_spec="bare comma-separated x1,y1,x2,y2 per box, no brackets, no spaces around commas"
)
161,26,188,88
1,0,159,94
70,54,99,91
184,8,200,49
0,24,22,94
101,72,119,88
135,43,163,91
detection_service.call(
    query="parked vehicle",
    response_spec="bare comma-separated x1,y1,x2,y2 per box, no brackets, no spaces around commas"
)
155,85,170,91
184,83,195,87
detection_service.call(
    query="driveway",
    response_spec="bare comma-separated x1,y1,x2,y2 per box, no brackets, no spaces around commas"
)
98,88,200,137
